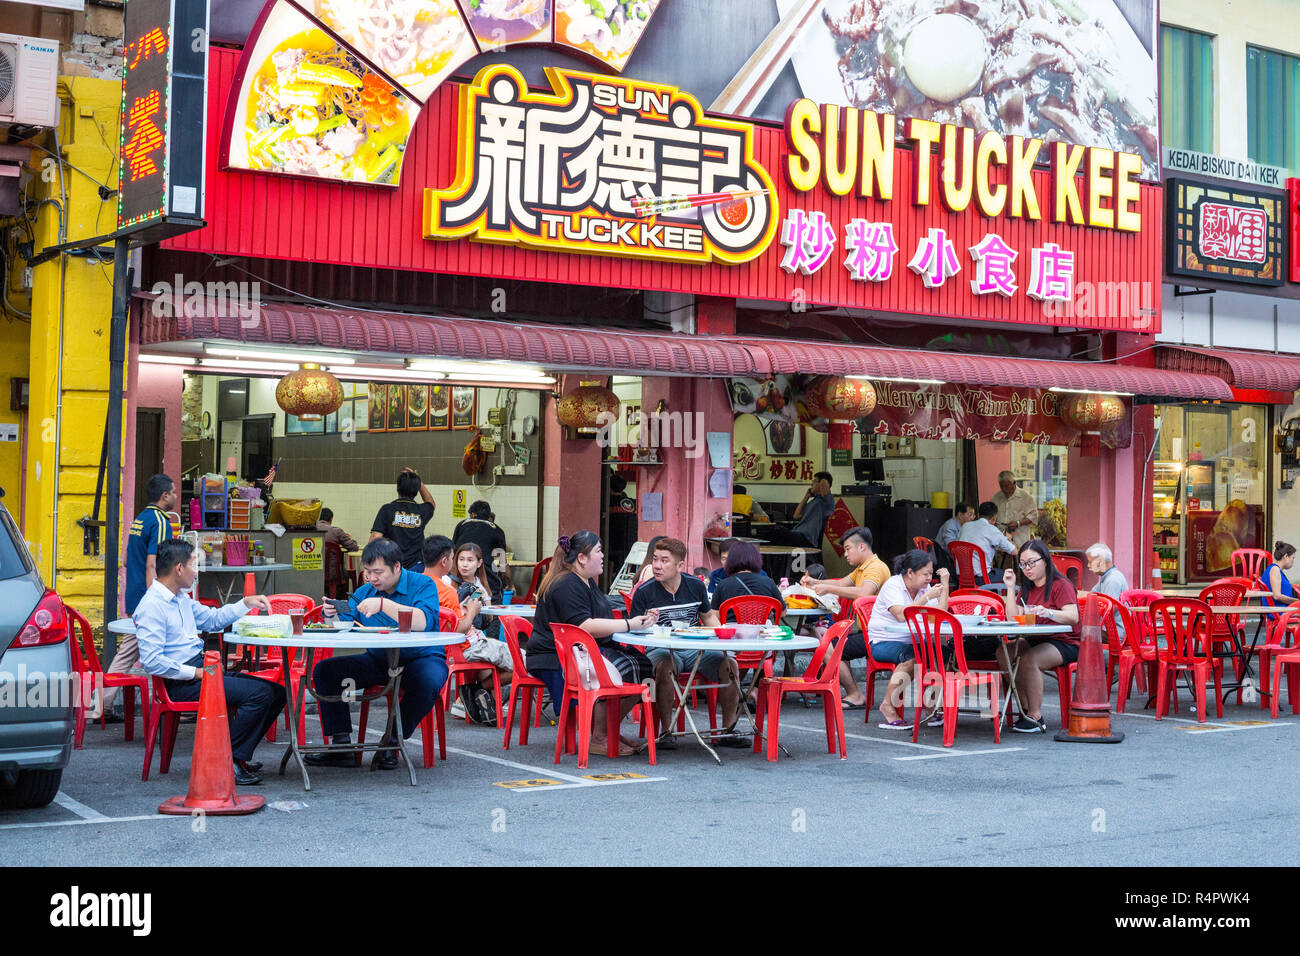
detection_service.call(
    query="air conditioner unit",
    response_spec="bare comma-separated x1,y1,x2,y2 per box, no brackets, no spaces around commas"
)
0,35,59,128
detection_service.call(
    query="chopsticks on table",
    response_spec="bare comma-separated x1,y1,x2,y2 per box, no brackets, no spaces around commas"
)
710,0,825,116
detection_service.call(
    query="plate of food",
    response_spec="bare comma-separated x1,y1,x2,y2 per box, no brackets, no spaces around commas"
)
305,620,356,632
461,0,553,48
777,0,1160,178
351,625,395,633
672,627,717,639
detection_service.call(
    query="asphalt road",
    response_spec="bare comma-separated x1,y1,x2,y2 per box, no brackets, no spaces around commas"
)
5,681,1298,867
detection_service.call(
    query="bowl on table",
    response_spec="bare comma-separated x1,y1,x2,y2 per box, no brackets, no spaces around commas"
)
714,627,736,639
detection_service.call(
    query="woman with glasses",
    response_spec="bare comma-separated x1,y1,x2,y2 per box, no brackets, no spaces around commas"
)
1001,539,1080,733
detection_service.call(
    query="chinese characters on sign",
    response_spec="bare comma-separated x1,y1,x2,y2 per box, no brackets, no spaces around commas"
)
1166,178,1286,287
779,209,1074,303
426,66,778,264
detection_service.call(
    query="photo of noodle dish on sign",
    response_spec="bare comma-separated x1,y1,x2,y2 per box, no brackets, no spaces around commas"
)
778,0,1160,178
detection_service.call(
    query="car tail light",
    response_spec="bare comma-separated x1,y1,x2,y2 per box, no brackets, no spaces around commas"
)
11,590,68,648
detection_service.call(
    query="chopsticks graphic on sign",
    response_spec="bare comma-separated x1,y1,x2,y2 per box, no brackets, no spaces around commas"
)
629,189,769,218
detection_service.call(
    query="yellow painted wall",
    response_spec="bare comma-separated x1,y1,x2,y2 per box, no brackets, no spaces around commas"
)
21,76,120,621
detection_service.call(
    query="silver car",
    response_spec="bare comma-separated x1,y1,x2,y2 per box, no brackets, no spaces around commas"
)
0,495,74,809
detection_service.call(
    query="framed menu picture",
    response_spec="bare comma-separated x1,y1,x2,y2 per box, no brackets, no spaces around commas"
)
429,385,450,430
407,385,429,430
387,385,407,432
452,386,476,429
368,384,387,433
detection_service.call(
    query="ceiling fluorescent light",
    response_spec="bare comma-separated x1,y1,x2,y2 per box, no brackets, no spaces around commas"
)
203,345,356,366
1048,387,1134,397
140,354,198,365
848,374,946,385
406,359,550,378
198,358,297,373
340,366,448,381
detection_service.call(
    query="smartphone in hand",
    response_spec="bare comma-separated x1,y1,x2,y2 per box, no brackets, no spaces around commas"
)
323,597,352,616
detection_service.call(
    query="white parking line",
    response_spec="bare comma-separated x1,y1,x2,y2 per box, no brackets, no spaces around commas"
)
777,721,1022,758
0,814,180,831
53,791,108,821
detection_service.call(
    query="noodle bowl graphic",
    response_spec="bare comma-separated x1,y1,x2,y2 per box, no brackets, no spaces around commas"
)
223,0,667,186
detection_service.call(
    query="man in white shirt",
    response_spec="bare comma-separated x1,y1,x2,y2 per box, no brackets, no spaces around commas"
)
935,502,975,553
958,502,1017,583
134,539,281,786
992,471,1039,549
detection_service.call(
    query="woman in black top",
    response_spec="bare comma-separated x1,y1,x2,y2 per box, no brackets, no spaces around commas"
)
527,530,658,755
711,540,784,614
453,501,509,593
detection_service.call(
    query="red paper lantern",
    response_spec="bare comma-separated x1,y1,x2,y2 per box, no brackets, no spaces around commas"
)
1059,393,1126,432
275,363,344,420
805,376,877,421
555,384,619,428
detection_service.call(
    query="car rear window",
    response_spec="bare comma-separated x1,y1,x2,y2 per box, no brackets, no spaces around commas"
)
0,506,35,580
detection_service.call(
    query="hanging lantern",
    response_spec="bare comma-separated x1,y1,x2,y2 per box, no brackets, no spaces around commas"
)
275,363,344,420
555,383,619,428
806,376,878,421
1059,393,1126,433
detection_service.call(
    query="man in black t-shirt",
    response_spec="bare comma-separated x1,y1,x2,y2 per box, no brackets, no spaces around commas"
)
371,468,436,570
631,538,743,747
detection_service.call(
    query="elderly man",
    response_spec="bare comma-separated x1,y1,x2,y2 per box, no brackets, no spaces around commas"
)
1086,543,1130,642
992,471,1039,548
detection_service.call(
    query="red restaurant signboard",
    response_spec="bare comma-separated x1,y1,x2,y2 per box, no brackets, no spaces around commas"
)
167,49,1162,334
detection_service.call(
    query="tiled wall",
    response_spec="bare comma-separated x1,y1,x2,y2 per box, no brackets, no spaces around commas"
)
274,480,543,562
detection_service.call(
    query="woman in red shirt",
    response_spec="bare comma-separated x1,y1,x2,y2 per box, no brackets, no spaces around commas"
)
1001,539,1080,734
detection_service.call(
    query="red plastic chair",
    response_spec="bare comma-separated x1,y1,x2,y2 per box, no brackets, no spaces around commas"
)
551,623,656,770
1150,598,1223,722
1258,607,1300,718
1052,554,1084,589
500,615,546,748
1116,588,1163,712
1198,577,1249,703
717,595,783,689
243,599,325,746
752,620,853,762
905,606,1001,747
949,541,991,590
849,595,898,721
1231,548,1270,586
67,607,149,748
356,607,454,768
948,592,1006,619
522,558,552,604
440,607,503,726
913,536,934,552
141,670,203,781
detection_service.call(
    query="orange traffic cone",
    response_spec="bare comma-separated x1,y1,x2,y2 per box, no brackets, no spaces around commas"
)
159,654,266,815
1055,595,1124,743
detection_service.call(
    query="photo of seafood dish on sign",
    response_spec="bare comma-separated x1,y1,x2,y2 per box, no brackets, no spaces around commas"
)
461,0,552,47
553,0,661,72
780,0,1159,178
311,0,479,102
226,2,421,184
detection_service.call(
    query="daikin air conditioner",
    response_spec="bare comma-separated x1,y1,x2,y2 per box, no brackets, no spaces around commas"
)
0,36,59,128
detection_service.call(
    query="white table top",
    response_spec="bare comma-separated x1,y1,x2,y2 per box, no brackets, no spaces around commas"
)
200,563,293,573
964,621,1072,637
782,607,830,617
227,631,467,650
479,605,536,618
618,630,819,653
108,618,136,635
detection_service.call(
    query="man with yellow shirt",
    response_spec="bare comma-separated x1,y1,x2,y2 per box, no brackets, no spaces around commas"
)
802,526,890,709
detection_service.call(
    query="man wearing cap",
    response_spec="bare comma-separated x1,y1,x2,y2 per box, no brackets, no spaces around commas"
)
992,471,1039,549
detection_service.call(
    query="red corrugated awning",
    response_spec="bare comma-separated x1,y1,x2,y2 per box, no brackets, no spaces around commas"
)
1156,345,1300,393
140,297,1232,399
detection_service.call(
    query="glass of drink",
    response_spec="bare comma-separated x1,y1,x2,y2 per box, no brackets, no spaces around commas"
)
288,608,305,635
397,607,414,633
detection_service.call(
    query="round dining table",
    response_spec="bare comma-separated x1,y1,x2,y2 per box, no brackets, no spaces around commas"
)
478,605,536,618
617,628,818,765
227,630,467,791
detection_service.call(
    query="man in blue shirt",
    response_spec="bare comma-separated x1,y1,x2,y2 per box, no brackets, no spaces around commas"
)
306,537,446,770
97,474,177,722
134,539,281,786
